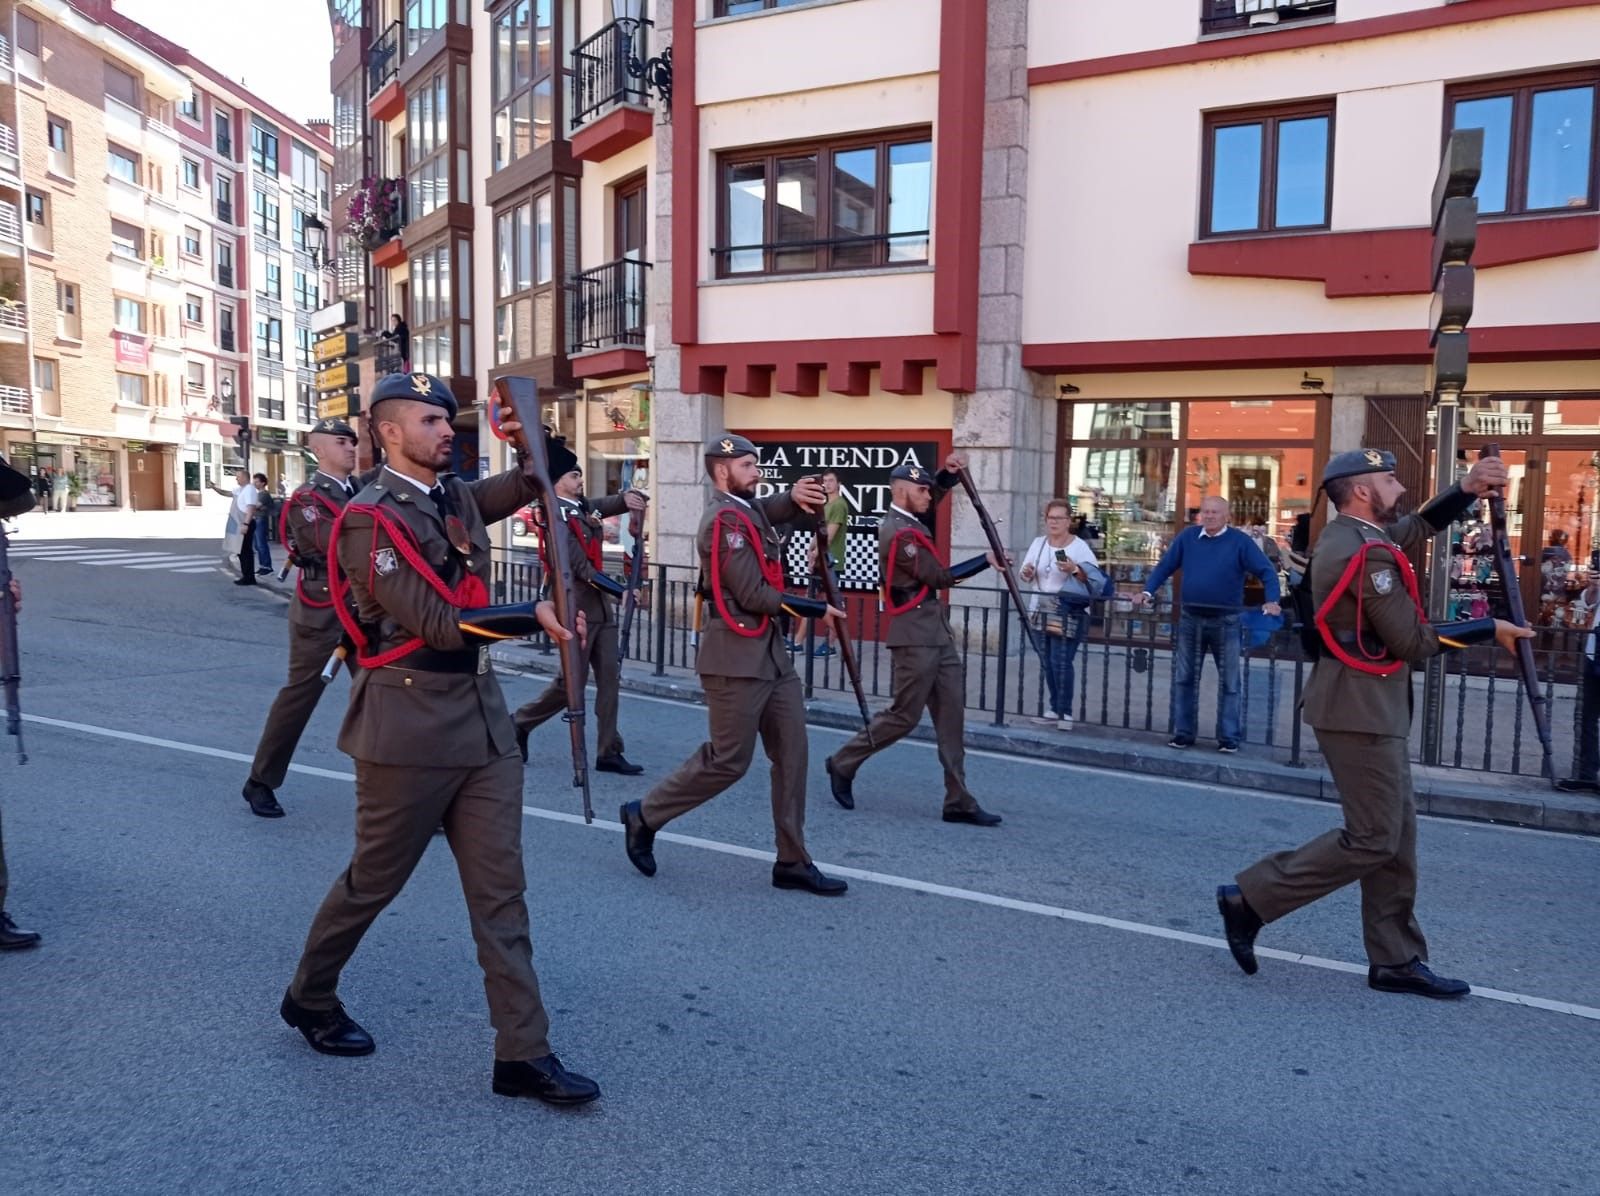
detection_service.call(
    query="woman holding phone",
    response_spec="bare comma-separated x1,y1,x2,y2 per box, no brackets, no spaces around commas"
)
1019,498,1104,729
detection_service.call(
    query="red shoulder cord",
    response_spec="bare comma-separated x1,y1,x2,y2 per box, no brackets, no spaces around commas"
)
535,507,604,575
283,488,346,610
327,502,489,669
880,526,938,616
1314,541,1424,677
709,507,784,638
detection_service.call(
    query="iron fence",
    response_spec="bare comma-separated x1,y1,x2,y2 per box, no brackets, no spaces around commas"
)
568,258,650,355
570,19,652,130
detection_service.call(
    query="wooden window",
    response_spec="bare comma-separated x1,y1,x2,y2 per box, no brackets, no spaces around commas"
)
1448,70,1599,218
410,236,473,378
490,0,554,173
110,220,144,261
1201,101,1333,237
715,130,932,277
615,174,647,259
493,192,555,366
1200,0,1335,36
405,64,454,220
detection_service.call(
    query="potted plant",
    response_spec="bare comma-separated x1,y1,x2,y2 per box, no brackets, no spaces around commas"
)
0,278,20,308
66,471,82,511
345,176,405,251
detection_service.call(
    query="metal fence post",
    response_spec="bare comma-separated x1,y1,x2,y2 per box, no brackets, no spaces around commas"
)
993,603,1010,727
652,561,668,678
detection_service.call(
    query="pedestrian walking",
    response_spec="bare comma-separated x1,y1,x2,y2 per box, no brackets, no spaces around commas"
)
1133,496,1281,752
252,472,274,574
806,470,849,658
239,420,363,819
50,470,68,513
1216,448,1533,999
281,371,599,1106
1019,498,1104,730
824,456,1005,827
222,469,260,585
619,434,847,895
512,449,647,776
33,469,50,515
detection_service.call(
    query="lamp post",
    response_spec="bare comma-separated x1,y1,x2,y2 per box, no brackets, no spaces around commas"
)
303,214,328,269
612,0,672,113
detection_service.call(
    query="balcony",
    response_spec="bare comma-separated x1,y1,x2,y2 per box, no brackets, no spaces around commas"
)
1200,0,1335,35
568,257,650,379
0,301,26,343
570,20,654,163
368,20,406,121
0,385,30,418
217,264,235,289
347,177,407,268
220,328,236,352
0,201,22,257
0,122,17,179
375,338,405,377
0,33,10,70
217,197,234,225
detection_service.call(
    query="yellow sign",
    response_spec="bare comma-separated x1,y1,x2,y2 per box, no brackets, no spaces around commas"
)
318,391,358,419
314,332,356,364
317,362,356,393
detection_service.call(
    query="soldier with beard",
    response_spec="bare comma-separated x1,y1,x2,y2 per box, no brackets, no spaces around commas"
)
1216,448,1532,1000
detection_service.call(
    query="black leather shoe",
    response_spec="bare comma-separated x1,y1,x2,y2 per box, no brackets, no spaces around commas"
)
242,780,285,818
772,860,848,896
492,1054,600,1105
1368,958,1470,999
942,805,1002,827
279,991,376,1056
1216,884,1262,976
596,753,643,776
0,911,41,951
515,725,530,764
1554,776,1600,794
233,577,257,587
620,801,656,877
825,755,854,810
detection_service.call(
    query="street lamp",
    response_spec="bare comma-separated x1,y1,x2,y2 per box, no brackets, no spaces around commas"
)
303,214,328,269
612,0,672,114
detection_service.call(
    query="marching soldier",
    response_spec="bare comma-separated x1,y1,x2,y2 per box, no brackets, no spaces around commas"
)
280,372,599,1106
1217,448,1532,999
240,418,362,818
825,456,1005,826
620,434,848,895
513,449,647,775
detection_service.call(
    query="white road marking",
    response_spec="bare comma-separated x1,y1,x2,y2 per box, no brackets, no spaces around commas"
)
21,711,1600,1023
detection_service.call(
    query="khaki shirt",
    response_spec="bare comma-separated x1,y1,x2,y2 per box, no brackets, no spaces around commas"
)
696,489,813,680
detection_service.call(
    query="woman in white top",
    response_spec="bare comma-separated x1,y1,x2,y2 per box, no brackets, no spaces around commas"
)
1019,498,1104,729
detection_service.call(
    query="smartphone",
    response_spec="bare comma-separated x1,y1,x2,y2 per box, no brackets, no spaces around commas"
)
1054,548,1070,565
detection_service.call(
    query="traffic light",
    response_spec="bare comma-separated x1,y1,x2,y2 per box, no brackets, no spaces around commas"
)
228,414,252,463
1429,128,1482,399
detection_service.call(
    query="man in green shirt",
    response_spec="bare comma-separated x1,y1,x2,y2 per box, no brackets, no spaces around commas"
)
811,471,849,657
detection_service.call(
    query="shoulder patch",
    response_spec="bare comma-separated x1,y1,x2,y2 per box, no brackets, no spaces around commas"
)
903,541,918,558
373,546,398,576
724,529,746,550
301,504,318,523
1372,568,1395,595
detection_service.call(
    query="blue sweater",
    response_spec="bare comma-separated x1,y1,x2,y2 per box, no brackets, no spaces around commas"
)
1143,525,1280,610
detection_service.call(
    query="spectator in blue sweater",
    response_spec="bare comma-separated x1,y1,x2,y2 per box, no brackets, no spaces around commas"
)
1133,496,1281,752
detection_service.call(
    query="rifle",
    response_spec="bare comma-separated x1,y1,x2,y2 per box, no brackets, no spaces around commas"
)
0,518,24,764
489,376,593,823
1479,443,1555,783
955,466,1043,657
814,554,874,742
618,506,647,660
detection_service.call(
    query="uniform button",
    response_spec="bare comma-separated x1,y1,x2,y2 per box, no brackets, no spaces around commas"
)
403,677,413,687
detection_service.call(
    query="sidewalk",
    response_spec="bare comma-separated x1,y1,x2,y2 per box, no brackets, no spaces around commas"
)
487,639,1600,838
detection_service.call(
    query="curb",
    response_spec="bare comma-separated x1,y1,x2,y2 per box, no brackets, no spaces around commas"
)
489,643,1600,839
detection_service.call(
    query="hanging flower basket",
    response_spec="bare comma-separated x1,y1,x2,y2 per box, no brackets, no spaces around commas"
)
345,176,405,250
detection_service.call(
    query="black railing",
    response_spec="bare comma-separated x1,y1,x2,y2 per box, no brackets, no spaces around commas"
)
570,19,652,130
217,198,233,224
374,338,405,376
217,264,233,288
367,20,403,98
568,257,650,354
219,329,235,351
1201,0,1335,35
712,231,931,276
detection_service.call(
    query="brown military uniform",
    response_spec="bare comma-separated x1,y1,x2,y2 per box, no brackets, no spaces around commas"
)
246,470,360,791
1238,509,1466,966
640,490,818,862
829,481,985,815
288,464,556,1061
513,493,629,758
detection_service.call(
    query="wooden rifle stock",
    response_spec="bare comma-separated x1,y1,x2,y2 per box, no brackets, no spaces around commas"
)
954,466,1042,656
0,520,24,764
490,376,594,823
1479,443,1555,783
618,507,647,660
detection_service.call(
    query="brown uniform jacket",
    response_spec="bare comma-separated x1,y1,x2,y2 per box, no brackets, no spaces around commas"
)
1302,512,1445,736
696,489,817,680
334,466,535,767
880,477,985,648
283,470,363,632
548,493,629,628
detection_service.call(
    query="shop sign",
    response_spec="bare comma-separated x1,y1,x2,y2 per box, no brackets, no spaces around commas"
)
255,427,291,446
112,331,148,367
81,437,111,449
124,441,147,452
36,431,79,446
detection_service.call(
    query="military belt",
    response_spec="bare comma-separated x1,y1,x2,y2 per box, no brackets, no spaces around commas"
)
888,587,924,606
386,645,490,675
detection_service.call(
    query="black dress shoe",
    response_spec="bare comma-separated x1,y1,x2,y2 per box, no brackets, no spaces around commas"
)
942,805,1002,827
233,577,257,587
620,800,656,877
279,991,376,1056
0,911,41,951
492,1054,600,1105
772,860,848,896
1554,776,1600,794
1368,958,1470,999
825,755,854,810
242,780,285,818
1216,884,1262,976
596,753,643,776
515,725,530,764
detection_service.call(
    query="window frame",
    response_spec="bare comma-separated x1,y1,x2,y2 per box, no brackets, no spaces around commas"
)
490,0,556,175
181,225,203,259
107,142,141,185
256,315,284,362
1199,99,1336,239
714,0,814,14
1446,68,1600,220
405,59,465,222
252,190,281,242
251,123,280,176
183,294,205,325
181,157,201,191
409,233,473,379
714,128,935,279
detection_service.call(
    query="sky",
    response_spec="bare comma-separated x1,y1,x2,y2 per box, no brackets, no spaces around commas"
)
116,0,334,125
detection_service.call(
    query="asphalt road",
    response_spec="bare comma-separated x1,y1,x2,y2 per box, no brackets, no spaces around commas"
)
2,539,1597,1195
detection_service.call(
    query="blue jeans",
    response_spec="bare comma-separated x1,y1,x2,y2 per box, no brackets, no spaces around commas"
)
1171,610,1241,745
253,513,272,569
1039,599,1088,717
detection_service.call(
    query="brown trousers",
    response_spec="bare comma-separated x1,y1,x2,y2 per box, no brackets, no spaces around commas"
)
0,804,9,913
641,670,810,864
289,750,552,1060
249,613,344,790
829,640,978,814
512,620,623,758
1237,730,1427,967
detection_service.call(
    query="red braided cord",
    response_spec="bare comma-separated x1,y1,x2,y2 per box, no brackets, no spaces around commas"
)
1313,542,1424,677
880,526,937,616
709,508,783,638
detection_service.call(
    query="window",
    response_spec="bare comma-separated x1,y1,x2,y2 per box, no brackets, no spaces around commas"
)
24,191,48,253
181,158,201,190
104,62,138,107
110,219,145,261
1449,72,1598,217
35,358,58,394
1201,102,1332,237
405,0,450,55
492,0,555,173
46,115,72,177
1199,0,1336,35
717,0,811,12
16,12,41,78
184,294,204,325
117,374,148,406
294,270,320,311
186,361,206,392
297,382,318,425
114,297,146,332
716,131,933,276
253,191,281,241
216,174,234,223
215,109,233,158
295,326,314,367
251,122,280,175
179,94,199,121
256,317,283,361
494,193,555,365
406,65,454,221
56,281,81,339
182,226,203,258
256,257,282,299
258,374,286,420
108,143,141,184
291,141,321,198
219,306,236,352
292,208,308,251
410,239,466,377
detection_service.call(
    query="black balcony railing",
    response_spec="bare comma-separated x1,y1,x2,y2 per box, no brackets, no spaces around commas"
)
367,20,403,99
219,329,235,352
1201,0,1335,34
568,257,650,355
571,19,652,130
217,198,233,224
217,264,233,289
374,338,405,376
